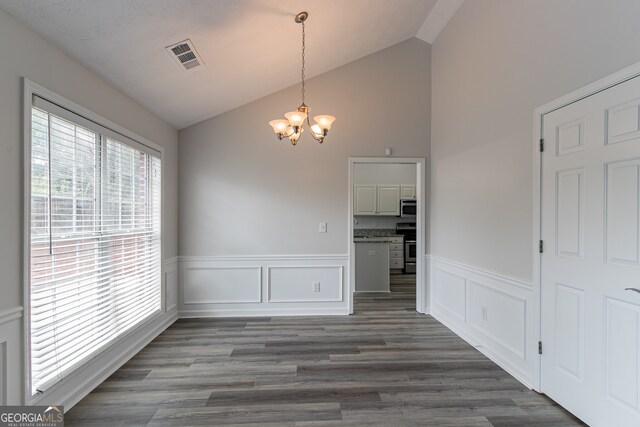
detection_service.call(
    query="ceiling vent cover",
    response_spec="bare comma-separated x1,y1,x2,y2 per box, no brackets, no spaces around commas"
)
165,39,203,70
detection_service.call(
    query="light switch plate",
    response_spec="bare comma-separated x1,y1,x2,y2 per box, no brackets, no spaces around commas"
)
319,222,327,233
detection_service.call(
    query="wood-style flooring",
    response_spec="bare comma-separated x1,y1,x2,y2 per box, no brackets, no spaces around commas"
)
66,274,584,426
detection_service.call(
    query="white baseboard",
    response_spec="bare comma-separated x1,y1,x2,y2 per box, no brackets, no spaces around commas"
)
178,255,349,317
429,256,537,389
180,307,349,318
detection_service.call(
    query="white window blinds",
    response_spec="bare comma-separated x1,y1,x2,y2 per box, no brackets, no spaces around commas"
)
29,96,162,394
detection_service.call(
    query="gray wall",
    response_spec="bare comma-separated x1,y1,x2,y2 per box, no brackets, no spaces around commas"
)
431,0,640,280
0,9,179,311
179,38,430,256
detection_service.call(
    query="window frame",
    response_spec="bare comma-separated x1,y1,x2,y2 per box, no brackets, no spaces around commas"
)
23,79,165,404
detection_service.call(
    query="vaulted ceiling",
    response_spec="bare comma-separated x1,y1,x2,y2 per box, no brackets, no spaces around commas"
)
0,0,460,129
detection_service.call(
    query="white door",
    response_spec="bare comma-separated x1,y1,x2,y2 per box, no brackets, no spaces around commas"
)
377,185,400,215
541,75,640,426
354,185,376,215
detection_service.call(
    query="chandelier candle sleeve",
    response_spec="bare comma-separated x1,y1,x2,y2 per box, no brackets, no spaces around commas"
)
268,11,336,145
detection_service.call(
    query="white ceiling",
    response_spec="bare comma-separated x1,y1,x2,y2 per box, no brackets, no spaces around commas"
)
0,0,450,129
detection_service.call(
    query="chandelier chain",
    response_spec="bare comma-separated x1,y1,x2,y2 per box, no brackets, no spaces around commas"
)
301,21,306,104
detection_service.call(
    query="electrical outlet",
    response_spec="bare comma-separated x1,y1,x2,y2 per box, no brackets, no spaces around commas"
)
319,222,327,233
313,282,320,292
368,250,376,256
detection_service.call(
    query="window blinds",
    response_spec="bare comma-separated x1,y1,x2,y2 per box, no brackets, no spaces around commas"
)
29,97,162,394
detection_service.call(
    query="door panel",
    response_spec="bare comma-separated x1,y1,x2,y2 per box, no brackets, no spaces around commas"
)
554,283,584,381
541,75,640,426
605,298,640,412
606,161,640,265
556,169,584,258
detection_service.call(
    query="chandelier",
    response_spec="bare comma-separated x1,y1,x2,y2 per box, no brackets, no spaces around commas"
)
268,11,336,145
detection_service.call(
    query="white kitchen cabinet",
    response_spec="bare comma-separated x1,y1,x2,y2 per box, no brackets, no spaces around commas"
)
377,185,400,215
401,185,416,199
388,236,404,271
354,185,400,216
390,259,404,269
353,185,377,215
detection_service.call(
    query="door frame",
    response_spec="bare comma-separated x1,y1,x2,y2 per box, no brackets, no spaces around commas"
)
533,60,640,392
347,157,427,315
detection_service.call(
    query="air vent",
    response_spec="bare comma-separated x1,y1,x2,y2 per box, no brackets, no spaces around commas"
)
165,39,203,71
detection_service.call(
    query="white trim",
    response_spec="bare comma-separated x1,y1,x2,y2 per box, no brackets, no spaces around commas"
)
164,256,180,265
416,0,465,44
433,256,532,290
25,80,164,153
178,254,348,262
267,266,344,303
532,60,640,393
424,254,432,315
180,308,349,318
163,257,179,313
348,157,427,314
0,307,23,327
183,266,263,304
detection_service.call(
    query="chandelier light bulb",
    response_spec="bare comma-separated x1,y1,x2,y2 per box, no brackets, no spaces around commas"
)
313,115,336,131
285,111,307,127
267,11,335,145
269,119,289,135
310,124,322,136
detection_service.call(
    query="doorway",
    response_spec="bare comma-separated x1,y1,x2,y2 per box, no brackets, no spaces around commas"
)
347,157,427,315
536,66,640,427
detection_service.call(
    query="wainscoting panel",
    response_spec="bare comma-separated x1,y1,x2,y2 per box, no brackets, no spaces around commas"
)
268,266,343,303
164,257,178,312
432,266,467,322
184,267,262,304
179,255,349,317
429,256,536,388
0,307,23,404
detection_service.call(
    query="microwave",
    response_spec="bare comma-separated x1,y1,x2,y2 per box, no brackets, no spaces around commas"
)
400,199,416,218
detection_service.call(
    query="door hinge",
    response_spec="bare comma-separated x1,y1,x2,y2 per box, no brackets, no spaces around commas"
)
539,240,544,253
538,341,543,355
539,138,544,152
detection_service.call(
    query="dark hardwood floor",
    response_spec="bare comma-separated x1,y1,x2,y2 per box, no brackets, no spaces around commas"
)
66,274,583,426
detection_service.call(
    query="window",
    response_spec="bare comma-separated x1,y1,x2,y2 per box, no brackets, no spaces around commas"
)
28,96,162,395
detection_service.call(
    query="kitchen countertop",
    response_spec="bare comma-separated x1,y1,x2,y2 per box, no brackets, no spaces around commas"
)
354,229,403,243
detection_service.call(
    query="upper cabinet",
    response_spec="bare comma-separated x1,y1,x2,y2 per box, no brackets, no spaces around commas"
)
354,185,377,215
353,163,416,216
377,185,400,215
354,185,400,216
401,185,416,199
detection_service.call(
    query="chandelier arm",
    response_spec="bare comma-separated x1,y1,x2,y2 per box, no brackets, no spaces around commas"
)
276,128,297,140
309,129,325,142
